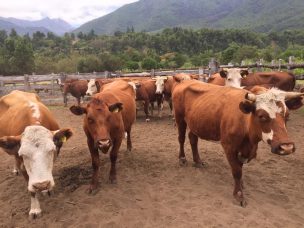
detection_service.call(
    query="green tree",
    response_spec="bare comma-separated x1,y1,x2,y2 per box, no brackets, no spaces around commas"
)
142,57,158,70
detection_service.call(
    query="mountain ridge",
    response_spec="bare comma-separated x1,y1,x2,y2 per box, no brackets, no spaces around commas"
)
74,0,304,35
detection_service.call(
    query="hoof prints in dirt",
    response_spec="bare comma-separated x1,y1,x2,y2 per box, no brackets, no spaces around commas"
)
57,165,91,192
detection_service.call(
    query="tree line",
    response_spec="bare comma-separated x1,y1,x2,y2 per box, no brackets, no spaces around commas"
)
0,27,304,76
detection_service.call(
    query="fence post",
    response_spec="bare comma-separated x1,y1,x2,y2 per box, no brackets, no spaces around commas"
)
208,58,219,77
288,56,294,70
151,69,155,77
278,59,282,71
24,74,30,91
0,80,4,95
51,74,55,95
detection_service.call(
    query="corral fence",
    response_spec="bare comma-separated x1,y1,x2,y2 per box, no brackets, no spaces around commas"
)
1,58,304,105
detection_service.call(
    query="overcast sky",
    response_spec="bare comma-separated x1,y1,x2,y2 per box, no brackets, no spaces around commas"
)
0,0,138,27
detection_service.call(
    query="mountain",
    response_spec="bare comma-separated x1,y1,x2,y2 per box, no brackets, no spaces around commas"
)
0,17,73,35
74,0,304,35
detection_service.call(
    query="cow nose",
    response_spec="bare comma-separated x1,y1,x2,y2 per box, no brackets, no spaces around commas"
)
86,92,91,96
32,181,51,191
98,139,111,147
278,143,295,155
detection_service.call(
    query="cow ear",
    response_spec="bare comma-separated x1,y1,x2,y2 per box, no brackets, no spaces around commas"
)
0,136,21,154
239,101,256,114
70,105,87,115
219,70,228,78
285,97,304,110
95,81,101,92
135,82,141,89
109,102,123,113
173,75,182,83
240,70,249,78
53,129,73,156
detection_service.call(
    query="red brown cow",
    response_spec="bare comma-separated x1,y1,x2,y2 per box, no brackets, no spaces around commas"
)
0,90,72,218
172,79,304,207
70,80,136,193
135,79,163,121
63,79,88,106
208,71,295,91
155,74,196,116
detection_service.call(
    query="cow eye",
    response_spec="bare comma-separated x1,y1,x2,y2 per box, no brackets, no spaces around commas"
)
227,78,232,81
258,115,269,122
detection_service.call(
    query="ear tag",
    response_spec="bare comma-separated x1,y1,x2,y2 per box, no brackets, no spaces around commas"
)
60,136,67,143
112,108,119,113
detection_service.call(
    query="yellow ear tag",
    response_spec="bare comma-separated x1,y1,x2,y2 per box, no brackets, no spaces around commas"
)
112,108,119,113
60,136,67,143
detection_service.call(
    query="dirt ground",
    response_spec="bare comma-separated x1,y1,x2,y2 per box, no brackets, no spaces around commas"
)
0,102,303,228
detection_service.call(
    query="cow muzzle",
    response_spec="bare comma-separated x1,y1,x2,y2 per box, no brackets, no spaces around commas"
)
97,139,112,154
271,143,295,155
32,181,51,192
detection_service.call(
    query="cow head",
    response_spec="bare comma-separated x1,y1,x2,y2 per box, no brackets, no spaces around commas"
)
220,68,249,88
70,98,123,154
86,79,97,96
155,76,168,94
239,88,304,155
0,126,72,193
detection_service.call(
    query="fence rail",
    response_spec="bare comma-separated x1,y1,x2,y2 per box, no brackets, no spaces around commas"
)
0,63,303,105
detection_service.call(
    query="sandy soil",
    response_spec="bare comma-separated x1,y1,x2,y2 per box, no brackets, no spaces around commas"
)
0,103,303,228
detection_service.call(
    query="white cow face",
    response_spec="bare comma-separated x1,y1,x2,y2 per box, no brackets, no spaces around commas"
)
0,125,72,193
155,77,167,94
86,79,97,96
220,68,248,88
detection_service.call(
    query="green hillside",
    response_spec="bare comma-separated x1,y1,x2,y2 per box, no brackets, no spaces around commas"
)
74,0,304,35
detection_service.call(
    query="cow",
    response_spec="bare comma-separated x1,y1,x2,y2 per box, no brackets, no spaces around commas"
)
0,90,72,218
154,73,197,117
70,80,136,193
172,79,304,207
207,68,249,88
208,71,295,91
63,79,88,107
135,79,164,121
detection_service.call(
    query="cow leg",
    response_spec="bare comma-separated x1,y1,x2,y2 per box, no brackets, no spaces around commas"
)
225,151,246,207
189,131,205,168
77,97,81,106
157,98,163,118
87,138,100,194
126,129,132,152
29,192,42,219
144,100,150,122
13,155,21,175
150,102,154,116
176,119,187,166
63,93,67,107
109,139,121,184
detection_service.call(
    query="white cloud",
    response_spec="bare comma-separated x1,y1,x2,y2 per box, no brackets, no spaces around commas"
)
0,0,138,27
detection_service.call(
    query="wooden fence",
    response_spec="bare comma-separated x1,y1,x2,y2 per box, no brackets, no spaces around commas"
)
0,61,304,105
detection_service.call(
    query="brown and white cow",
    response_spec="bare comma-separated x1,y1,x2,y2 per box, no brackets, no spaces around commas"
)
207,68,249,88
63,79,88,106
70,80,136,193
0,90,72,218
208,71,295,91
154,73,196,117
172,79,304,206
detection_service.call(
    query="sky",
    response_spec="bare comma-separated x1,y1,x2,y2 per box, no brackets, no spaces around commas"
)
0,0,138,27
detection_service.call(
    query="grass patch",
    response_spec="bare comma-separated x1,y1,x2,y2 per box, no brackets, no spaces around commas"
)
296,80,304,85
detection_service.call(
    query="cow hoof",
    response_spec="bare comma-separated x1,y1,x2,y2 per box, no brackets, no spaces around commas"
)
240,200,247,208
145,118,150,122
86,185,99,195
179,157,187,166
192,161,207,168
29,209,42,220
109,178,117,184
127,148,132,152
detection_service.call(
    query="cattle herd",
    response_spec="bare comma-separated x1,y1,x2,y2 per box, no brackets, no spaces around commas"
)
0,68,303,219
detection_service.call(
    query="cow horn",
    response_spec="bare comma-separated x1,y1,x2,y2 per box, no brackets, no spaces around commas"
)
245,93,256,102
284,92,304,100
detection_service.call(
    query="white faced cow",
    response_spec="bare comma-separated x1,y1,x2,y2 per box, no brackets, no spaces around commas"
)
0,90,72,219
